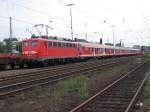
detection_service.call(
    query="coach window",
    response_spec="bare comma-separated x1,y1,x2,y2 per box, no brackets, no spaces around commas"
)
72,44,74,48
69,43,71,47
31,41,38,46
100,48,102,52
92,48,94,52
89,48,92,52
62,43,65,47
69,44,71,48
70,44,73,48
105,48,108,52
66,43,69,47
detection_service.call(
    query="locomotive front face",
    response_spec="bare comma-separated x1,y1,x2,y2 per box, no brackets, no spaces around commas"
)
22,39,39,59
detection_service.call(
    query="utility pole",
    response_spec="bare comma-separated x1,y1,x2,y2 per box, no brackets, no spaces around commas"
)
9,17,13,38
66,4,74,40
85,20,88,40
46,20,53,37
111,25,116,54
111,25,115,47
46,26,48,37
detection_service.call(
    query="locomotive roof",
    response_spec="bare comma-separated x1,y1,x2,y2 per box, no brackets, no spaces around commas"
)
23,37,77,44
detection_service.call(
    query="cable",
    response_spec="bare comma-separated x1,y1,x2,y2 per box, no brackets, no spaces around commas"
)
5,0,67,22
84,0,140,25
0,16,35,25
56,0,107,24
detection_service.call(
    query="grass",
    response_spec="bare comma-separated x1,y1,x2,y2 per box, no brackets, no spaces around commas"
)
27,86,42,97
135,71,150,112
0,100,5,109
130,57,142,64
47,74,89,99
145,108,150,112
142,74,150,100
11,100,18,109
143,53,150,60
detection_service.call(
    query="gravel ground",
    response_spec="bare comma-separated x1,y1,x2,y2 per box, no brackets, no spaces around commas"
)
0,57,142,112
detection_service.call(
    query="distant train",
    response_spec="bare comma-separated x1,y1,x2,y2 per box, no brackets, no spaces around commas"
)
0,38,22,70
21,36,141,67
0,52,21,69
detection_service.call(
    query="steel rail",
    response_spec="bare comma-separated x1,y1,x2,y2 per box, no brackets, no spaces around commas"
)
0,60,103,82
0,58,127,83
125,70,150,112
0,60,124,99
70,61,148,112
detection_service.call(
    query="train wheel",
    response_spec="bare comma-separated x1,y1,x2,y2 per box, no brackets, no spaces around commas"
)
41,61,48,67
19,64,24,68
10,63,15,69
0,65,6,70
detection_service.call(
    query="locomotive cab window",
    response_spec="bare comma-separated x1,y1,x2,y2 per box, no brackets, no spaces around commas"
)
31,41,38,46
23,41,29,47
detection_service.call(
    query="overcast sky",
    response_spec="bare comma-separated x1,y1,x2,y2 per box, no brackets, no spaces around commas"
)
0,0,150,47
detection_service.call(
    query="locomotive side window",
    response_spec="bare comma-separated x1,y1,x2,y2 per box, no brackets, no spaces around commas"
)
53,42,57,47
48,42,53,47
31,41,38,46
58,42,61,47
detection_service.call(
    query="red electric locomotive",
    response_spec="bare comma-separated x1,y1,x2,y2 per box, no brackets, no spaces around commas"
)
22,36,79,66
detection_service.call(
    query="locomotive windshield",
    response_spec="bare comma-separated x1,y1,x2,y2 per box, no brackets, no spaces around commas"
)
23,41,29,47
31,41,38,46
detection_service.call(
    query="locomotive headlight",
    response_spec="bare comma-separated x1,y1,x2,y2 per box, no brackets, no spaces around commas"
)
31,51,38,54
22,51,28,54
22,51,38,55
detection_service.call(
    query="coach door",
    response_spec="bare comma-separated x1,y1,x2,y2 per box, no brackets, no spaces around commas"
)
92,47,95,56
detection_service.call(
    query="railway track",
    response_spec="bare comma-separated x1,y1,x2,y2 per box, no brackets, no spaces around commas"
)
70,61,150,112
0,57,128,83
0,57,128,99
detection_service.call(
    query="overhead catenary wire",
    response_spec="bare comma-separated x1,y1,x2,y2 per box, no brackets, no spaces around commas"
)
5,0,66,21
0,0,148,46
0,16,35,25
